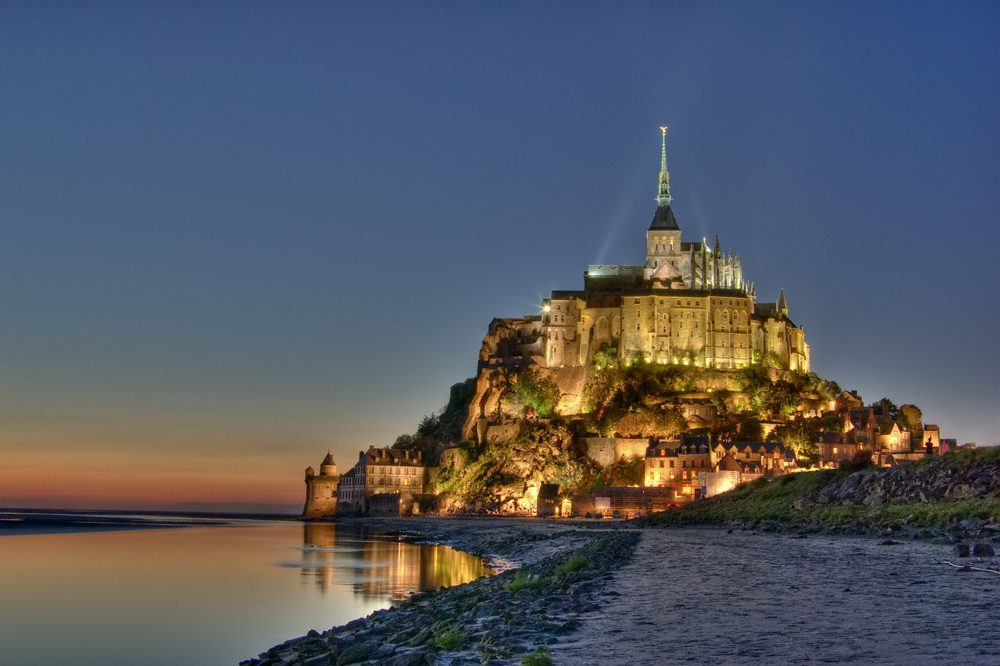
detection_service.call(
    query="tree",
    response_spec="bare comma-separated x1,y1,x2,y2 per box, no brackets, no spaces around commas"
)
874,397,899,421
772,380,801,416
897,404,924,449
710,415,740,443
608,455,646,486
767,419,819,463
609,407,687,439
821,410,845,433
762,351,787,369
505,369,561,418
590,340,618,370
737,417,764,442
897,404,923,431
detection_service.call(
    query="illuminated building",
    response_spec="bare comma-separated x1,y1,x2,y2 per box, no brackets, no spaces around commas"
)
335,446,426,515
465,128,809,437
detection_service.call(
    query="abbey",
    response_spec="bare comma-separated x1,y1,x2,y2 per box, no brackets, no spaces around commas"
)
486,129,809,374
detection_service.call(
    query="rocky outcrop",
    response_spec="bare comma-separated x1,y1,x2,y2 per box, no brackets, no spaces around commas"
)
462,367,515,441
796,456,1000,509
462,366,587,441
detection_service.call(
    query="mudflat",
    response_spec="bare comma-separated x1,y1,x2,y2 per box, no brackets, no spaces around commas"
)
269,519,999,665
556,526,1000,666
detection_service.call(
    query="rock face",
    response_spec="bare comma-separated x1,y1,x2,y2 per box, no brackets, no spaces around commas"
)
462,366,586,441
804,457,1000,508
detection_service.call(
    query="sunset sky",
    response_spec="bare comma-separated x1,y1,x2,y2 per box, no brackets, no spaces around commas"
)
1,2,998,512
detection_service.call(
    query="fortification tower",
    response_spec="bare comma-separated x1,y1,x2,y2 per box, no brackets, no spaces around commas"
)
302,453,340,518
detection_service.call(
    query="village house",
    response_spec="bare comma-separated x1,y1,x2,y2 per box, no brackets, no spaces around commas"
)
644,435,712,498
334,446,426,515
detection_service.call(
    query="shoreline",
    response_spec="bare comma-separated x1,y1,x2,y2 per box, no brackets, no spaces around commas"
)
243,519,639,666
0,509,269,537
248,516,1000,666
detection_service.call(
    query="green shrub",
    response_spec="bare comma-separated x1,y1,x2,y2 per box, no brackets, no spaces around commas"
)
521,649,553,666
434,627,464,650
503,571,548,594
838,450,875,475
553,553,590,577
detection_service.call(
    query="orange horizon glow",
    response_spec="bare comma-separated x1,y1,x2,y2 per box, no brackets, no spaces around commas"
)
2,447,309,512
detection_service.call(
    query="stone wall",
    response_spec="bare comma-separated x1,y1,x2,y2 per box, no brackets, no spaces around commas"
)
583,437,650,467
616,438,649,461
582,438,615,467
438,448,467,471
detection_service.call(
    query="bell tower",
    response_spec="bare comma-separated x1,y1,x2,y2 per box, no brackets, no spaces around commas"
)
647,126,682,273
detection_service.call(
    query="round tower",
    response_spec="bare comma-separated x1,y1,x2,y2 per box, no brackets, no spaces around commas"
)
319,453,338,477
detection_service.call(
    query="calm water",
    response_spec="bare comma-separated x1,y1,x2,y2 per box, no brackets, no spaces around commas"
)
0,518,490,666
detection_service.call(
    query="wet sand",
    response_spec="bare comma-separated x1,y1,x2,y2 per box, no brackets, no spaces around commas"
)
340,518,1000,665
555,527,1000,666
0,510,261,536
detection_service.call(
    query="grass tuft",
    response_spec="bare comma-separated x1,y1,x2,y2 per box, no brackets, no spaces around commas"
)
521,648,553,666
434,627,464,650
553,553,591,577
503,571,548,594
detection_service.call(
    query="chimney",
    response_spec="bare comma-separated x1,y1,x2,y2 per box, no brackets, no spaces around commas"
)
359,451,364,461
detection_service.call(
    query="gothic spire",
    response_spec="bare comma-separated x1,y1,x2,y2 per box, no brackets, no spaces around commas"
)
778,288,788,315
656,126,672,206
649,126,679,230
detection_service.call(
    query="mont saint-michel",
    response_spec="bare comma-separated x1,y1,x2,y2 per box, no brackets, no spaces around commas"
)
304,128,960,522
461,126,807,439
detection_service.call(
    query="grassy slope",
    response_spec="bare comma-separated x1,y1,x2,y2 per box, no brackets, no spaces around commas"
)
641,447,1000,533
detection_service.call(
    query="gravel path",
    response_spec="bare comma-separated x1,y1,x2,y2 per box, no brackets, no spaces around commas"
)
555,527,1000,666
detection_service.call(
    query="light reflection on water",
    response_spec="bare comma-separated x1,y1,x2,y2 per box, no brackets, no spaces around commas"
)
0,519,490,666
295,523,491,602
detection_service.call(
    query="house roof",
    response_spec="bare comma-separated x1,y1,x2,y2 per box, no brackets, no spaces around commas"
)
717,453,741,472
361,447,423,467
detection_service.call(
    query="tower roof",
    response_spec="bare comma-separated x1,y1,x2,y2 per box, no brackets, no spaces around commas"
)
649,204,679,230
322,453,336,466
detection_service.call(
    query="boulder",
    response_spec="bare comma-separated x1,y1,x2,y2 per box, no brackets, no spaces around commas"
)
972,543,995,557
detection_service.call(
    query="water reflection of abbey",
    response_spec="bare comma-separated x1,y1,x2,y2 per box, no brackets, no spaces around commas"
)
298,523,489,601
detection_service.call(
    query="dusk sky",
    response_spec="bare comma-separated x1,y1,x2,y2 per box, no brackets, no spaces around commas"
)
1,2,997,512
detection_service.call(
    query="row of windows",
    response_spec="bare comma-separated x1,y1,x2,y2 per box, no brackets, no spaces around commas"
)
636,298,705,308
648,458,708,469
371,466,418,475
649,469,698,481
371,478,416,486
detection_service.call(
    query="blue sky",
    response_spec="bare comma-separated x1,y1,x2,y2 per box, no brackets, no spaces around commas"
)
1,2,997,510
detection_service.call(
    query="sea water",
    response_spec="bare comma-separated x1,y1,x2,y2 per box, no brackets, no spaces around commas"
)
0,517,489,666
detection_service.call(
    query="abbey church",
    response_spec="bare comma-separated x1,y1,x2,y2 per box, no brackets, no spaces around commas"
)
476,128,808,377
